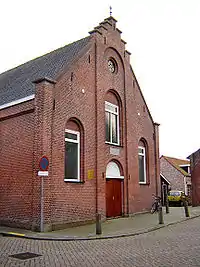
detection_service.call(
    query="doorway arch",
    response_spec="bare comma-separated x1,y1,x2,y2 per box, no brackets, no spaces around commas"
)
106,161,124,217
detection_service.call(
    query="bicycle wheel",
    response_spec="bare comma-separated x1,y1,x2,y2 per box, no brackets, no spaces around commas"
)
151,202,157,213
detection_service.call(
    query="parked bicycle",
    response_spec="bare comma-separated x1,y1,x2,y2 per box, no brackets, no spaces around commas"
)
151,194,161,213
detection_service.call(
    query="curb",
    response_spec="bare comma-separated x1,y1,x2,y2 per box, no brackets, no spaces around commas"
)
1,214,200,242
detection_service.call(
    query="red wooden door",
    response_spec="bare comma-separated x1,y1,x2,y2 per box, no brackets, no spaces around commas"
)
113,179,122,216
106,179,114,217
106,179,122,217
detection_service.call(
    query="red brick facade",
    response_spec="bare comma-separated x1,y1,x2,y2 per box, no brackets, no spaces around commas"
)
0,16,160,231
0,101,35,228
190,149,200,206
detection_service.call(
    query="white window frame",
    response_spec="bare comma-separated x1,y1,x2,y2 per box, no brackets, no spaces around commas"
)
105,101,120,145
64,129,80,182
179,164,190,174
138,146,147,184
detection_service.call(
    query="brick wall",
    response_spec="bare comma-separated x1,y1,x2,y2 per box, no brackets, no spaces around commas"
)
190,149,200,206
49,43,97,228
0,101,34,228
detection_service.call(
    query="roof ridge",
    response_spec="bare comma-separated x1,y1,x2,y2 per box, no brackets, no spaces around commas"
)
162,155,189,161
162,156,190,177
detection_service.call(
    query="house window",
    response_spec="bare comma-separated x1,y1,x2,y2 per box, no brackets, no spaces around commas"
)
105,101,119,145
64,129,80,181
138,146,146,184
179,165,190,174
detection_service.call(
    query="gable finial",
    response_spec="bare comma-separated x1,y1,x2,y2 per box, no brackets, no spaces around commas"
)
109,6,112,16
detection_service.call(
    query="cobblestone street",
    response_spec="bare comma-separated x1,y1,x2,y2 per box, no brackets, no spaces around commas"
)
1,217,200,267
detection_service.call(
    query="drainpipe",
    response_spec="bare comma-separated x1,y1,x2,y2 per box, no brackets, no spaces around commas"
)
154,123,160,196
184,176,187,195
123,68,129,215
94,41,98,216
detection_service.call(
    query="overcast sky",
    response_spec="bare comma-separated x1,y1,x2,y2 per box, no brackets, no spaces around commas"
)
1,0,199,159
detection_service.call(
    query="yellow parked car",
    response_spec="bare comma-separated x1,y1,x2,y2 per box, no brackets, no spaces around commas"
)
168,190,186,206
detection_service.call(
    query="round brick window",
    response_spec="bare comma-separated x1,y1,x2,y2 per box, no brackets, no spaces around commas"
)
108,59,117,73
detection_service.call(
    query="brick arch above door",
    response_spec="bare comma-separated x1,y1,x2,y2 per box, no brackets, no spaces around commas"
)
106,161,124,179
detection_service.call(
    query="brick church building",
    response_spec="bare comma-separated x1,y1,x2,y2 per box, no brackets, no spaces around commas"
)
0,16,160,231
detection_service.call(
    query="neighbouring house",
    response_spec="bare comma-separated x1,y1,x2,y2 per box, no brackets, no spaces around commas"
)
188,148,200,206
160,156,191,202
0,16,160,232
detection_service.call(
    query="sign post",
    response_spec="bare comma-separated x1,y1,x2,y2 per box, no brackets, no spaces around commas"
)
40,176,44,232
38,156,49,232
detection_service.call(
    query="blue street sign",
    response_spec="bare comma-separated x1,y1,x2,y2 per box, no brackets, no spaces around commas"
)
39,156,49,171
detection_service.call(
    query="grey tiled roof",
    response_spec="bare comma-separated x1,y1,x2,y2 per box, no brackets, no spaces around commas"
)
0,36,91,106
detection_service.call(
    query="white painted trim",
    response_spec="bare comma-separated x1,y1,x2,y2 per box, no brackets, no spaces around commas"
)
105,101,120,145
38,171,49,177
106,175,124,179
65,129,79,143
65,129,79,134
64,179,81,182
0,94,35,110
105,101,118,114
179,164,190,174
65,129,80,182
160,173,171,184
138,145,146,184
184,176,187,195
105,141,120,146
106,161,123,179
139,181,147,184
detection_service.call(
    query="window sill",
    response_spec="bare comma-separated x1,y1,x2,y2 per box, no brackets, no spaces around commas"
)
64,179,85,184
105,141,122,147
139,182,150,186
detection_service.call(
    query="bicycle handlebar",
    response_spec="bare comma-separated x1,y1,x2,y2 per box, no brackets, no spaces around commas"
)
152,194,161,199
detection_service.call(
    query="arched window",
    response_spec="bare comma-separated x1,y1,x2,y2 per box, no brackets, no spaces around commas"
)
106,161,124,179
105,91,121,145
64,119,83,182
138,139,148,184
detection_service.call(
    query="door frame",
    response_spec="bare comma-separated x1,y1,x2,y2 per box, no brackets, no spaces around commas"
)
105,161,124,218
106,178,124,218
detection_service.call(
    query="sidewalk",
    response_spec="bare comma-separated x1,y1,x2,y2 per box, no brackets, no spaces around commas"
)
1,206,200,241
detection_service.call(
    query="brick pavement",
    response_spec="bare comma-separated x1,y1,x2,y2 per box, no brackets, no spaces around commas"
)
1,216,200,266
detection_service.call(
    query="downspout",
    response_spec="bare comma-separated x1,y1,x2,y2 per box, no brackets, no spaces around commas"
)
154,131,158,196
184,176,187,195
94,41,98,216
124,69,129,215
154,123,160,196
50,86,56,231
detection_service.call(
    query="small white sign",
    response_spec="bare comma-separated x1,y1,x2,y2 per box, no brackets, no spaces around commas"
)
38,171,49,177
110,147,120,156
